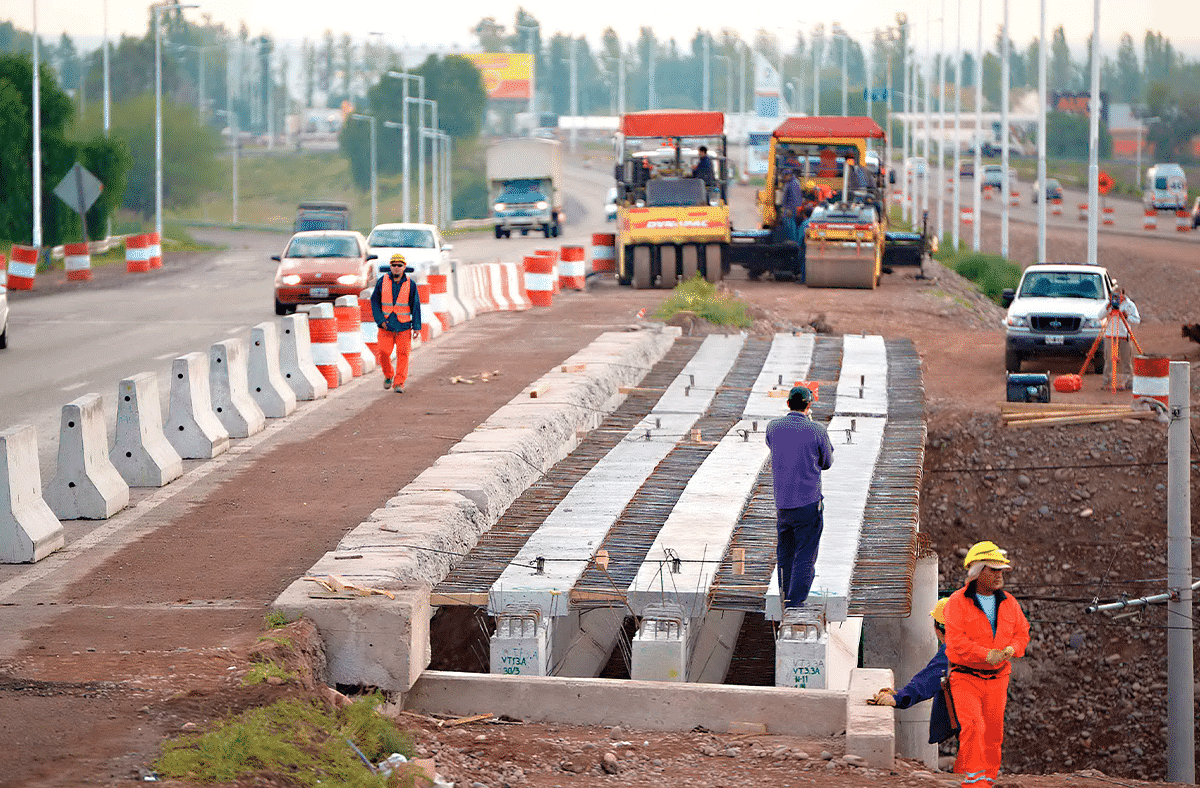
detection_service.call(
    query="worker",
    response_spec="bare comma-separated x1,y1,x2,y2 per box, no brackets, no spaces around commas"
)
779,169,804,242
692,145,715,186
765,385,834,610
1102,286,1140,389
370,253,422,394
802,179,819,205
943,541,1030,788
869,598,957,746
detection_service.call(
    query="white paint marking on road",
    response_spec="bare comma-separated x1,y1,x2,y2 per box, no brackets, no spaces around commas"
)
60,381,88,392
226,325,248,335
154,352,180,360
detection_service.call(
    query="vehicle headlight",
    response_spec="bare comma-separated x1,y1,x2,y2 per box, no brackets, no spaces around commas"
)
536,200,549,210
1006,315,1029,327
494,202,506,211
281,274,301,285
1082,317,1102,329
337,274,361,285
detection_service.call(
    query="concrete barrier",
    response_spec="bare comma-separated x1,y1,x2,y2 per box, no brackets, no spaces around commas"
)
448,261,476,321
500,262,532,309
209,339,266,439
110,372,184,487
427,267,454,330
279,314,329,402
165,352,230,459
45,394,130,520
247,323,298,419
845,668,896,768
0,425,65,563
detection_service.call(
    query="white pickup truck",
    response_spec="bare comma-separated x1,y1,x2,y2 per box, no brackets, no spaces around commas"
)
1001,262,1117,373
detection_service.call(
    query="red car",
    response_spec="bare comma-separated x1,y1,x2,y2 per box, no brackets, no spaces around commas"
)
272,231,377,315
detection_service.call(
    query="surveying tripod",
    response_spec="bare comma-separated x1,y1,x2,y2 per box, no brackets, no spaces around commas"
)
1078,296,1143,393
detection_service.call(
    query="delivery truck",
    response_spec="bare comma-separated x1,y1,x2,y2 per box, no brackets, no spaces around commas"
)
487,138,564,239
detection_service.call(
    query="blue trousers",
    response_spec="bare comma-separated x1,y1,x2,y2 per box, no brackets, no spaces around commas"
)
776,500,824,608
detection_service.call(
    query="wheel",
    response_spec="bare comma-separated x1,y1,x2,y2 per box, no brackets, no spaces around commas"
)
680,244,699,281
542,224,552,238
520,229,528,236
0,322,7,349
632,246,652,290
494,225,504,239
275,298,289,316
1004,347,1022,373
551,221,561,238
703,244,724,283
660,245,678,284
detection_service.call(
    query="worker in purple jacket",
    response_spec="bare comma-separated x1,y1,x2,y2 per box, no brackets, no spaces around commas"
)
764,385,834,609
871,598,957,745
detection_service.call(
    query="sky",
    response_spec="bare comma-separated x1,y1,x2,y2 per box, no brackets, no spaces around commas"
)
11,0,1200,56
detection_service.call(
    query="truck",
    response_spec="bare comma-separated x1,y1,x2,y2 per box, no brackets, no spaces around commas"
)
487,138,564,239
727,116,920,289
294,201,351,232
1143,163,1187,211
613,110,731,288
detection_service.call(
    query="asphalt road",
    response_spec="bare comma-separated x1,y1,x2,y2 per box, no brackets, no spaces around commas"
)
0,159,615,478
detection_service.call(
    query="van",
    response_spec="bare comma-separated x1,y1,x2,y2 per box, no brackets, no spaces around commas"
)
1144,163,1187,211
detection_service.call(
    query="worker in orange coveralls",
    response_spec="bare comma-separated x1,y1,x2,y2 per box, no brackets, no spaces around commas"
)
943,541,1030,788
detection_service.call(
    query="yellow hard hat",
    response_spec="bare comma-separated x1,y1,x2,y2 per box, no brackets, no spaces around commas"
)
389,253,407,264
930,597,949,625
806,180,816,189
963,540,1011,570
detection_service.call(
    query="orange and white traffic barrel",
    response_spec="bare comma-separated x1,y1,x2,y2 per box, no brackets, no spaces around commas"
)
1077,203,1088,221
64,242,92,281
0,253,6,287
1051,197,1063,216
536,248,560,293
591,233,616,273
148,231,162,269
559,245,586,291
983,186,994,201
416,280,434,342
1009,190,1020,206
333,295,364,377
308,302,341,389
1102,206,1115,226
126,234,151,273
427,270,452,330
1176,210,1190,232
1143,208,1157,231
960,207,974,225
523,254,554,307
1132,355,1170,409
7,245,38,290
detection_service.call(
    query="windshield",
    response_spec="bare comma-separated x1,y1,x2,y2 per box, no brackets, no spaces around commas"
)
368,229,435,249
645,178,706,207
498,179,546,203
1018,271,1103,299
296,216,348,231
285,236,360,258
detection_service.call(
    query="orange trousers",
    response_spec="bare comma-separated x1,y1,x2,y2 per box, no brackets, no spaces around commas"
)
951,671,1010,787
375,329,412,386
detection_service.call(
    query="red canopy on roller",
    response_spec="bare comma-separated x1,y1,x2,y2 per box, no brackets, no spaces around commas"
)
773,116,885,139
621,110,725,138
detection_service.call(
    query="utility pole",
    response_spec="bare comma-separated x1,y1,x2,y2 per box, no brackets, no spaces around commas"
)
1166,361,1196,784
1085,0,1100,266
973,0,983,252
569,37,578,153
1001,0,1010,259
1036,0,1047,263
702,32,710,111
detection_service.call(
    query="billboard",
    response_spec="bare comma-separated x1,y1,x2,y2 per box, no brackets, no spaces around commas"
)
464,53,533,100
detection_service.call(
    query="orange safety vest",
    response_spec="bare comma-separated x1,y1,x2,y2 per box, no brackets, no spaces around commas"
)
381,275,412,322
943,583,1030,678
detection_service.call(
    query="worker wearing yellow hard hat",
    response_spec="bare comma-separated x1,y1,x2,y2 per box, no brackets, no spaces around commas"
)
869,597,957,744
943,541,1030,788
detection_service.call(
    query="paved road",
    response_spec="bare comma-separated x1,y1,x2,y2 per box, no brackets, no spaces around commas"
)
0,161,613,477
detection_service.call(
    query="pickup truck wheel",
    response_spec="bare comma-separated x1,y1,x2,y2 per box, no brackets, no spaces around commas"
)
494,225,504,239
1004,347,1023,373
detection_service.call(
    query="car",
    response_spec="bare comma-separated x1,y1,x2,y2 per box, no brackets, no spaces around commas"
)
959,159,975,178
1001,262,1118,373
1031,178,1063,204
604,187,618,222
366,223,453,276
272,230,377,315
981,164,1014,191
0,283,8,349
1192,196,1200,229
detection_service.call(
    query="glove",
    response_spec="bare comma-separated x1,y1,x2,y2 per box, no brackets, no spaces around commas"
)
985,648,1011,666
868,688,896,706
1002,646,1016,660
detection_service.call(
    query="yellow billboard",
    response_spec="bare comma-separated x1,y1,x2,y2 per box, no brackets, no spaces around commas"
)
464,53,533,100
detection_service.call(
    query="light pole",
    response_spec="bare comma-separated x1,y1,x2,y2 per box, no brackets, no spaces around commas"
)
407,96,436,223
1036,0,1047,263
31,0,41,248
1001,0,1011,260
517,24,539,118
350,113,377,229
937,1,946,246
102,0,110,135
952,0,963,252
973,0,983,252
155,2,200,243
386,70,424,223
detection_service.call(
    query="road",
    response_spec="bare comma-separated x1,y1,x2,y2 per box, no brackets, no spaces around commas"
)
0,160,615,478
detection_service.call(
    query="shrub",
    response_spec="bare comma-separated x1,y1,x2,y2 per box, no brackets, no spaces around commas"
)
654,276,752,328
950,253,1021,302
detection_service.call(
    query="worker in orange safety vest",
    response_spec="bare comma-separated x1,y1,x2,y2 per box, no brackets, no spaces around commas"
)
370,253,422,393
943,541,1030,788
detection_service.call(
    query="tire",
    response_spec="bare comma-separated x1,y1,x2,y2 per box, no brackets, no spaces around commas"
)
0,322,7,349
660,245,678,284
275,299,289,316
1004,347,1022,373
704,244,724,283
632,246,653,290
494,225,504,239
680,244,699,281
542,224,552,238
520,229,528,236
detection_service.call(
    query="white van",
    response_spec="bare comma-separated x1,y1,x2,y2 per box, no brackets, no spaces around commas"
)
1144,163,1187,211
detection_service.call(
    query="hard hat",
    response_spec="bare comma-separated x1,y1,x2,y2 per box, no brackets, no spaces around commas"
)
389,253,407,264
930,597,949,625
806,180,816,189
963,540,1011,570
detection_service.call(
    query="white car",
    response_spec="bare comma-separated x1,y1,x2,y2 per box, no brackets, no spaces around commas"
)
0,284,8,348
366,223,453,276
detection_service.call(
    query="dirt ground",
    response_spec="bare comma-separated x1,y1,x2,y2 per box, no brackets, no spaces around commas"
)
2,211,1199,788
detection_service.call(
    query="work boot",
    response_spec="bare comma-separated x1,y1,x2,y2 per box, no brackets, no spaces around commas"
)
383,378,393,389
393,384,404,394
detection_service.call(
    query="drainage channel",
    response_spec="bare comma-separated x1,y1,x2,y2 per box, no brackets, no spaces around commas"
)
433,337,705,601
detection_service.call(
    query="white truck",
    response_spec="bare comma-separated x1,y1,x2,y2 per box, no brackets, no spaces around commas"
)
487,138,564,239
1144,163,1187,211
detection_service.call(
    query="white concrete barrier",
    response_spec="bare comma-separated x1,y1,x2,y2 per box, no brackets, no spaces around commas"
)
0,425,65,563
45,394,130,520
110,373,184,487
279,314,329,401
165,352,231,459
448,261,476,321
210,339,266,439
248,322,298,419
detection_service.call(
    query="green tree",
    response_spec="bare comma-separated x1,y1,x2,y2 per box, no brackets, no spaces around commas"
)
472,17,508,51
1115,33,1140,104
1050,26,1072,90
1046,111,1111,159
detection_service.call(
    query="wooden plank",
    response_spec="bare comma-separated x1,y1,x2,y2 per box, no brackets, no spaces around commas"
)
560,363,587,373
440,713,494,728
999,401,1130,412
1006,410,1156,429
429,592,491,607
1002,409,1134,422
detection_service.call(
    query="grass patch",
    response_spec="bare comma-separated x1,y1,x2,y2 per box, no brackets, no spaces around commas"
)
242,660,297,687
654,276,753,328
264,610,291,629
155,696,413,786
945,253,1021,303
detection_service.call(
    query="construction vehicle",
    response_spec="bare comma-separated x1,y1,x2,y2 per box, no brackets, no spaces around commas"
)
728,116,903,289
613,111,730,288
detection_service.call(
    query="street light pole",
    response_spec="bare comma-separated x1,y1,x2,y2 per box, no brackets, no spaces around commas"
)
1036,0,1047,263
1001,0,1011,259
952,0,962,252
973,0,983,252
386,71,423,223
102,0,110,135
32,0,42,248
154,2,200,243
350,114,377,229
937,2,946,245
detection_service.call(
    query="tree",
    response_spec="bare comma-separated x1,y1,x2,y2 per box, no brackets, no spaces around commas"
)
1115,33,1140,104
472,17,507,51
1050,26,1072,90
1046,110,1111,159
1022,38,1039,90
302,38,315,108
318,30,333,94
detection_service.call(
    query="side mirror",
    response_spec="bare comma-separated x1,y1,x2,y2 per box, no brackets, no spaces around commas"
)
366,254,378,261
1001,288,1015,308
442,243,454,252
271,255,281,262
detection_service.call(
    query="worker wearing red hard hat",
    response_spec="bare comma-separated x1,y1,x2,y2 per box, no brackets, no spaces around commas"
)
943,541,1030,788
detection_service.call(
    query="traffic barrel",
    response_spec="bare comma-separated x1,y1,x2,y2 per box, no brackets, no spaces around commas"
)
523,254,554,307
559,245,586,291
983,185,994,201
358,288,378,359
1009,190,1020,206
960,207,974,225
7,245,38,290
1176,209,1190,232
0,253,6,287
333,295,364,377
126,234,151,273
1051,197,1063,216
590,233,616,273
1102,206,1115,226
1077,203,1088,221
1132,355,1170,409
308,302,341,389
63,242,92,282
416,280,434,342
535,248,560,293
427,270,452,330
1143,208,1157,231
148,232,162,269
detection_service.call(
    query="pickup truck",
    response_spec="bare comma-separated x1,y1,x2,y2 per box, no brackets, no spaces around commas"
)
1001,262,1117,373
